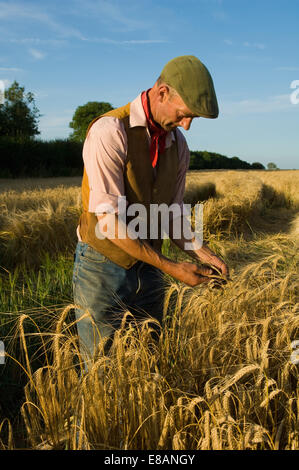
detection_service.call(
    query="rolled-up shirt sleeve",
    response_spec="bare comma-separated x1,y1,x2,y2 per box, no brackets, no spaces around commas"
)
169,129,190,220
83,117,128,215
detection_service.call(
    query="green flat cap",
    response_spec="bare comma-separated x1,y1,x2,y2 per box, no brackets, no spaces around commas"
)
160,55,219,118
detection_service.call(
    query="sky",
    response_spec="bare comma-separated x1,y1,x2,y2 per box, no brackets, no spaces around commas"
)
0,0,298,169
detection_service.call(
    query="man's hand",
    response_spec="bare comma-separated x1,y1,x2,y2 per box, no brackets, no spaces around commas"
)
207,255,230,279
168,215,230,283
97,213,229,288
171,262,214,287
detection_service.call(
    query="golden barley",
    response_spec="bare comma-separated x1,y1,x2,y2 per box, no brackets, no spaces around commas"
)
1,170,299,449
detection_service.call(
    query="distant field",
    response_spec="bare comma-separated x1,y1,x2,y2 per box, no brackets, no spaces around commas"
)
0,170,298,450
0,176,82,192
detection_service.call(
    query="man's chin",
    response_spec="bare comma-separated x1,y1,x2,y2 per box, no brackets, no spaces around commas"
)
164,124,175,132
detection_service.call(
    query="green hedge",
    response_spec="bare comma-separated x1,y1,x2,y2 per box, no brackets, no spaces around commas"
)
0,137,83,178
0,137,264,178
189,150,263,170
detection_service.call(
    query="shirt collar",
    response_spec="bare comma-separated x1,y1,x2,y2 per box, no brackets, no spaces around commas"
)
129,93,175,147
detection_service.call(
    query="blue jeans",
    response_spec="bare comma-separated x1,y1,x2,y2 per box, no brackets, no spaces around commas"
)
72,241,165,364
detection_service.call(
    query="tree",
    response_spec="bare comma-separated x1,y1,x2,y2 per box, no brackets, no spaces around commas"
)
251,162,265,169
267,162,278,170
189,150,253,170
0,81,41,138
69,101,114,142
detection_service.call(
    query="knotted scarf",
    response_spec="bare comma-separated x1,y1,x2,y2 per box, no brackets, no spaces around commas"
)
141,89,167,168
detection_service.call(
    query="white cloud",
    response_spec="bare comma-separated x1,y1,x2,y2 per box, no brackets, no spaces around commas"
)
221,94,294,115
0,67,23,72
243,41,266,50
0,1,167,45
39,109,74,129
0,1,86,40
0,78,10,87
39,109,74,140
122,39,168,44
29,48,46,60
212,9,229,21
223,39,266,50
276,66,299,72
83,37,168,45
71,0,149,33
9,38,68,47
33,90,49,99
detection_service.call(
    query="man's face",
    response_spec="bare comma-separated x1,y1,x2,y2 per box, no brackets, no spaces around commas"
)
156,88,198,132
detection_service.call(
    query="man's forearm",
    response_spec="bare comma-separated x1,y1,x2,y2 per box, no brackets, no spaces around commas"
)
97,213,177,275
96,213,214,286
172,235,219,264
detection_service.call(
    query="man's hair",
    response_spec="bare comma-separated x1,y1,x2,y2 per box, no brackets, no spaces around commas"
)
156,76,179,100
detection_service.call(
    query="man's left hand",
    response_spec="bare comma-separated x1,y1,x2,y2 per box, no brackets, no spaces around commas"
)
208,255,230,279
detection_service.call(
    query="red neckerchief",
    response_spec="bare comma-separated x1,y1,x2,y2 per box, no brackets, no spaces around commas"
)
141,89,167,168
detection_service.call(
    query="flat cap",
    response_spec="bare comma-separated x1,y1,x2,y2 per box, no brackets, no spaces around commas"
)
160,55,219,118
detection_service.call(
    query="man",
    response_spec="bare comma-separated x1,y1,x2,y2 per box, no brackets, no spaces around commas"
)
73,55,229,365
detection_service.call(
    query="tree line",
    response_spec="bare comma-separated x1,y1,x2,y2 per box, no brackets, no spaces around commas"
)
189,151,265,170
0,81,274,178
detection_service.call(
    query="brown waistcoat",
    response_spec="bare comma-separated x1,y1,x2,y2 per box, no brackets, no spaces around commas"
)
78,102,179,269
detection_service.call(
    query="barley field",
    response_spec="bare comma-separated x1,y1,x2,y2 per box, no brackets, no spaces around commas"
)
0,169,298,450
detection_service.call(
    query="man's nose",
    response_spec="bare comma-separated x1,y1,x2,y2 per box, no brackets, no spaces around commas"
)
180,117,193,130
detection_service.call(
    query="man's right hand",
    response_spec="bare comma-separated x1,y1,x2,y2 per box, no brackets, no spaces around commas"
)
171,262,213,287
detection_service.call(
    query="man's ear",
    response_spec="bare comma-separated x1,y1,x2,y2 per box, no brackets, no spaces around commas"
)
157,84,170,103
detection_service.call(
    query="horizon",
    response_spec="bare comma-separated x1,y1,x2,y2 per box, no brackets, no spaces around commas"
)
0,0,298,169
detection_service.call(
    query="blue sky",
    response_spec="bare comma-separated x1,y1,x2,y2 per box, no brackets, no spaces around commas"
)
0,0,298,169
